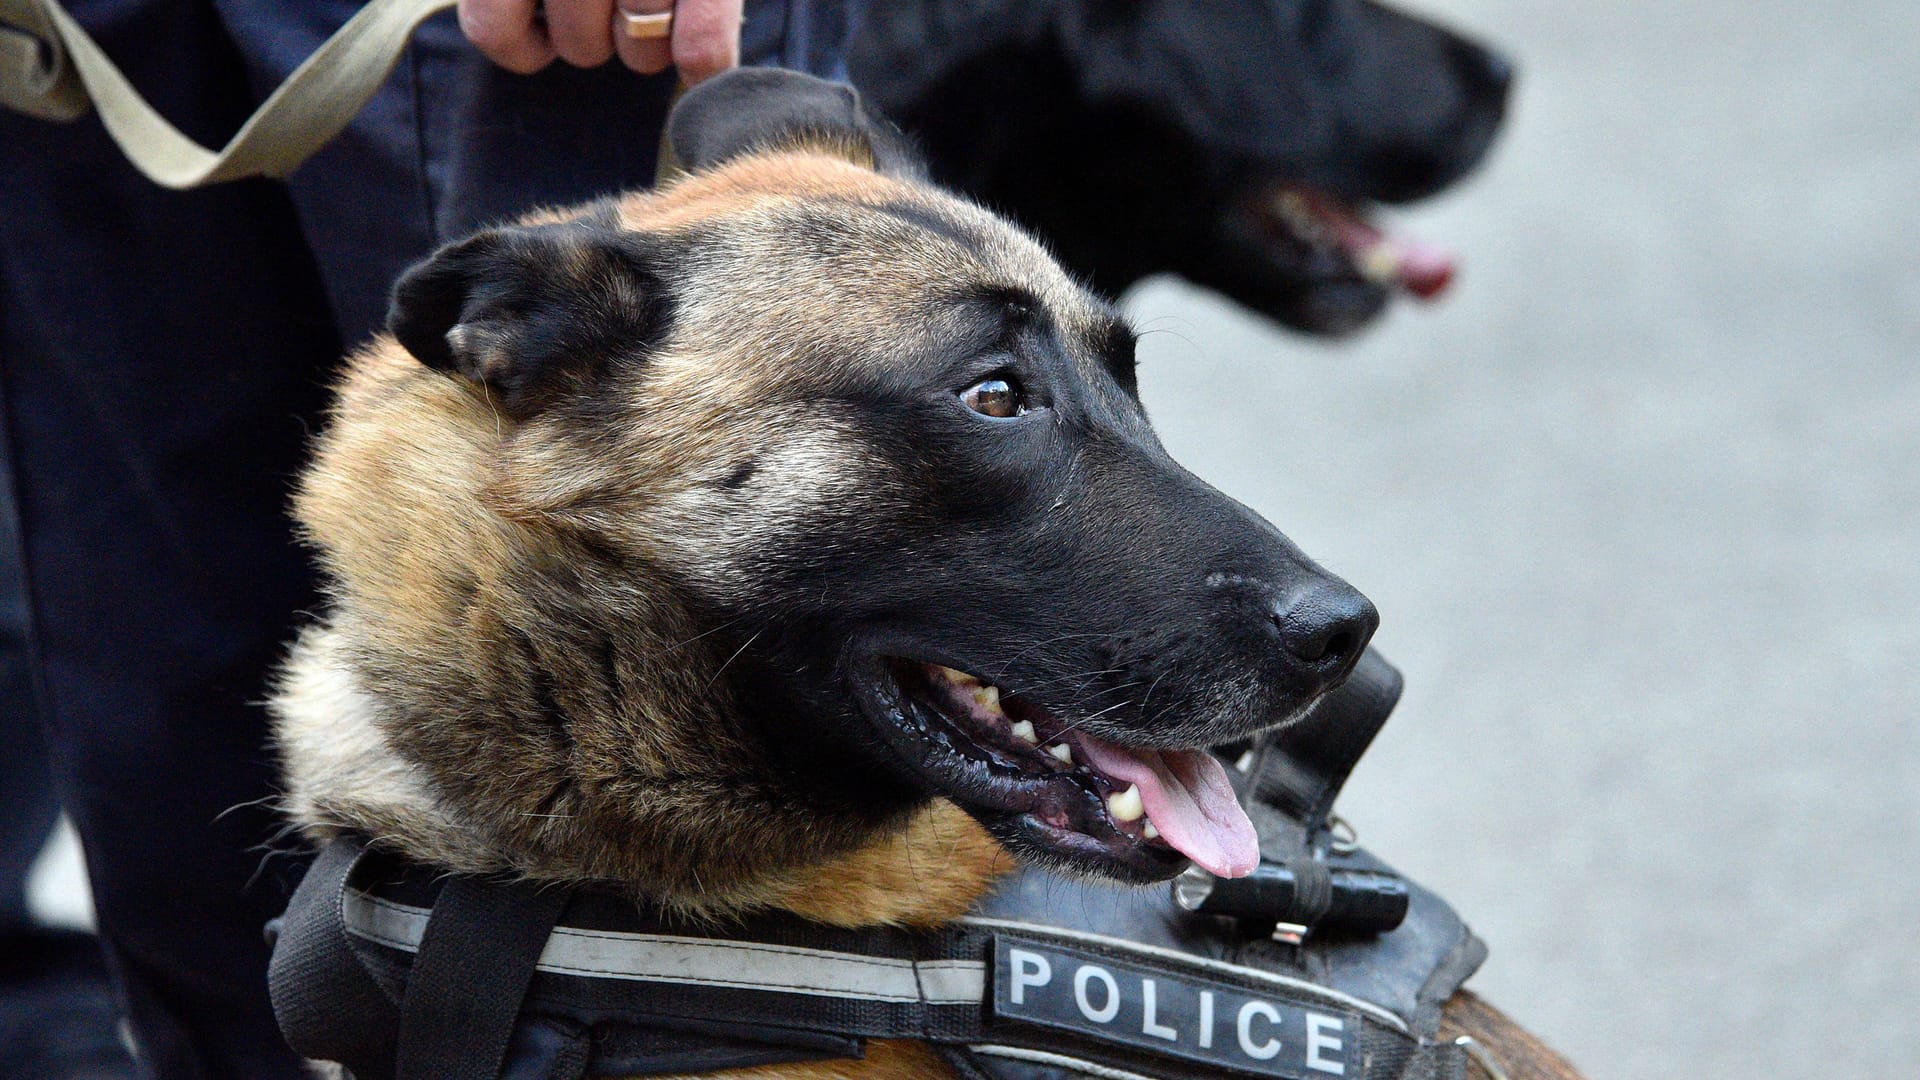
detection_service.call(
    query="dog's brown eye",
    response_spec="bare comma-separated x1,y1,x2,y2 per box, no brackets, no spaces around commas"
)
961,377,1026,419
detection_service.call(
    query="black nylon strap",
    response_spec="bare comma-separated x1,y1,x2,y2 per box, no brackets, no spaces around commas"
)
394,873,572,1080
1288,856,1334,925
1254,649,1403,831
269,837,403,1078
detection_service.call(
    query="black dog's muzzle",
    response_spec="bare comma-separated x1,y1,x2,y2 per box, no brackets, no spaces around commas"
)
268,651,1495,1080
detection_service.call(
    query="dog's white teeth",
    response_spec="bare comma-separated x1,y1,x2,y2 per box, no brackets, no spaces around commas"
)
1142,819,1159,840
1010,719,1038,744
972,684,1002,714
1108,784,1144,823
1358,243,1402,286
934,665,979,688
1048,743,1074,764
1272,191,1329,245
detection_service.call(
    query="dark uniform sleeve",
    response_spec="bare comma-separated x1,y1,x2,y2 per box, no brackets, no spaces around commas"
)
0,2,849,1075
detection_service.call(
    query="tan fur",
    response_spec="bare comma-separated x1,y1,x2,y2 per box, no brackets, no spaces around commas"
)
275,138,1579,1077
762,800,1016,929
278,638,1011,928
275,627,494,873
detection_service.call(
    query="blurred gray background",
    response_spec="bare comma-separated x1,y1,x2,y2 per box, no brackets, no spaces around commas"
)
30,1,1919,1077
1123,1,1919,1076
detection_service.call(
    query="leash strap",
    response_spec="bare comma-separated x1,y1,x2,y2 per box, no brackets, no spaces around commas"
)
1249,649,1404,832
0,0,455,188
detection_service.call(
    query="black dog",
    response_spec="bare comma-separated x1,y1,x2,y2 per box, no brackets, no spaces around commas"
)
849,0,1511,334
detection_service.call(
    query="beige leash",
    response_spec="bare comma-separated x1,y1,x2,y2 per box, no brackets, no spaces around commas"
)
0,0,458,188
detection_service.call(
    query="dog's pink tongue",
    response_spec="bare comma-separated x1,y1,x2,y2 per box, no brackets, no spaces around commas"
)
1305,191,1458,301
1076,739,1261,879
1382,237,1457,300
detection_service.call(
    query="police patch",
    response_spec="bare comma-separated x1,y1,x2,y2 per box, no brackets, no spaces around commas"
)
988,935,1358,1078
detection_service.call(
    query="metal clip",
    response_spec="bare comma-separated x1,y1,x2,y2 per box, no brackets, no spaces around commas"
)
1326,813,1360,854
1269,921,1310,946
1453,1036,1512,1080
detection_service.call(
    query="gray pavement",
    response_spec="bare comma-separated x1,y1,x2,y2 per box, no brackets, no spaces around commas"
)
1124,2,1919,1076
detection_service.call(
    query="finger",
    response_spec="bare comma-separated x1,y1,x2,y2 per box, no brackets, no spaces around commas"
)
613,0,673,76
669,0,743,86
546,0,617,68
458,0,556,74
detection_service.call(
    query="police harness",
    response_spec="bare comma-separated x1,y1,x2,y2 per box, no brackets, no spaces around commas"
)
267,651,1500,1080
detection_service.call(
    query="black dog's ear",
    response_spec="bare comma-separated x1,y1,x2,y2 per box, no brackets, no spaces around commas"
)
845,2,1052,117
388,222,668,420
667,68,923,178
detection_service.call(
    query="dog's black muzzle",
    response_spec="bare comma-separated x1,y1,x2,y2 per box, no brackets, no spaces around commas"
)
1018,438,1382,748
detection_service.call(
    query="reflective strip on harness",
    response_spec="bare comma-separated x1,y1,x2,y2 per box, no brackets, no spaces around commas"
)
344,887,989,1006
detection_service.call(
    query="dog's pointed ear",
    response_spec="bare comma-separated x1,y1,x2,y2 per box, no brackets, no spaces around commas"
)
388,221,669,420
667,68,923,177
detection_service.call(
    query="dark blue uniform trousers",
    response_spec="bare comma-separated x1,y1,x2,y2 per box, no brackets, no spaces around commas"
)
0,2,846,1076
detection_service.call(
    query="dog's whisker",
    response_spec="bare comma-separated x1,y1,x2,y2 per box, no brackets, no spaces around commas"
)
1051,678,1146,717
1070,679,1145,702
1079,698,1137,723
998,665,1125,693
663,613,749,653
987,633,1113,674
1141,698,1185,731
702,628,764,689
1139,670,1170,711
479,381,503,437
212,792,283,824
1051,693,1145,738
1133,324,1200,352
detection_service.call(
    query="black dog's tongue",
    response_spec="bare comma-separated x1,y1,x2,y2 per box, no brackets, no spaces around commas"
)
1275,187,1458,300
1076,736,1260,878
1323,200,1456,300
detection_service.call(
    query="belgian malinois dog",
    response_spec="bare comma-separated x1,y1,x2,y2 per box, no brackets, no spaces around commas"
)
272,69,1580,1079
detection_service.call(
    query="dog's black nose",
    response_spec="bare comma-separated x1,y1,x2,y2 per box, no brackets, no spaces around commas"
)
1451,39,1514,106
1478,50,1514,98
1271,583,1378,683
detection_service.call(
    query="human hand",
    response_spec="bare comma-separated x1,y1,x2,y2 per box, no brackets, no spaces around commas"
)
458,0,743,84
